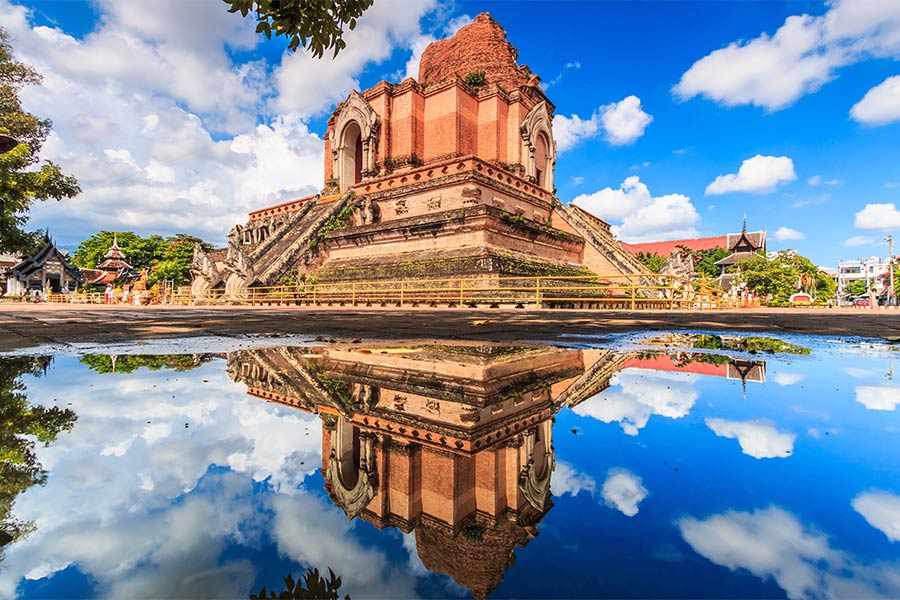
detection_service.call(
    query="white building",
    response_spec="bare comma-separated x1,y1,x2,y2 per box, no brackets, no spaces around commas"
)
837,257,891,297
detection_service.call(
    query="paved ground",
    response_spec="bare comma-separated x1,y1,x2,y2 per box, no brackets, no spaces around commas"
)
2,303,899,352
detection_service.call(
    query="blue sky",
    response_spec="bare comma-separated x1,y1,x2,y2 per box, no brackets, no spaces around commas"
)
3,0,899,267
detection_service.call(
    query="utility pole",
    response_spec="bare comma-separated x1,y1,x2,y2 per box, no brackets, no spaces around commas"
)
886,235,895,306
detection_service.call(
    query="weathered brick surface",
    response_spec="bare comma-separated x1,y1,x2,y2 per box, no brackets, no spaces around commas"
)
419,13,534,90
416,519,530,600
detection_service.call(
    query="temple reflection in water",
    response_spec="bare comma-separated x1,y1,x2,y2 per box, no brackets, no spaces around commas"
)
227,342,764,599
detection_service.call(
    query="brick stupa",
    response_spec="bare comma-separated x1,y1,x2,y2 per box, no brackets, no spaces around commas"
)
192,13,647,299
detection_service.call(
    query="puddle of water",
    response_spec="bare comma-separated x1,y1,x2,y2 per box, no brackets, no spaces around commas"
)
1,335,899,599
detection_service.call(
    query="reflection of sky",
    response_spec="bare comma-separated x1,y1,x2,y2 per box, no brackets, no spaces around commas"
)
516,344,900,599
4,340,900,599
572,369,698,435
2,358,447,599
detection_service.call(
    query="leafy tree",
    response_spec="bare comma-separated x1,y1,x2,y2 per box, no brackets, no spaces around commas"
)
845,279,867,296
636,252,666,273
737,250,835,303
79,354,212,374
0,28,80,253
72,232,211,287
72,231,165,271
816,273,837,301
690,247,730,279
225,0,374,57
251,568,350,600
149,234,213,287
0,357,76,554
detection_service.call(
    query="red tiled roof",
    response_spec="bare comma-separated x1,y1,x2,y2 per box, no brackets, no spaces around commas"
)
81,269,117,285
621,235,728,257
726,230,765,251
621,354,729,378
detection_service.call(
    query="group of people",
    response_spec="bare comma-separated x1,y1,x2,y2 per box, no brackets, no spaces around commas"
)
104,283,149,305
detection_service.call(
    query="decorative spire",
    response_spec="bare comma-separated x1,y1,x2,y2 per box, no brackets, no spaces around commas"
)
103,232,127,260
742,213,747,234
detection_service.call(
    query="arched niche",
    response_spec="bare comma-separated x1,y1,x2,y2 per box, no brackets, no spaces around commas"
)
520,101,556,193
326,417,377,520
518,420,554,511
331,90,380,191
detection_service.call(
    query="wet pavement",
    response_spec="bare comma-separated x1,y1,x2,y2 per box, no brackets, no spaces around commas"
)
2,304,900,352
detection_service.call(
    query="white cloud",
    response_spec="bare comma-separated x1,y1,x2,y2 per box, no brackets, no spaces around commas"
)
599,95,653,145
791,193,830,209
401,13,472,82
674,0,900,111
573,369,698,435
855,385,900,410
844,367,877,379
852,76,900,125
541,60,581,90
774,227,806,241
674,15,841,111
572,176,700,243
706,155,797,195
678,507,836,600
273,0,439,116
553,112,602,154
269,493,419,598
571,176,585,186
0,359,330,599
0,0,450,245
600,469,648,517
706,418,796,459
808,175,842,186
841,236,876,247
822,0,900,56
774,373,805,386
551,461,597,497
853,490,900,541
553,95,652,152
854,203,900,230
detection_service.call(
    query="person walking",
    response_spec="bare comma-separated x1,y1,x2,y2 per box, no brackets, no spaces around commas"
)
105,284,114,304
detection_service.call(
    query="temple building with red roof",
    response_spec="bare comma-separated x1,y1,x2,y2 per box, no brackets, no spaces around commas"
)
622,218,766,291
621,235,729,257
80,234,140,286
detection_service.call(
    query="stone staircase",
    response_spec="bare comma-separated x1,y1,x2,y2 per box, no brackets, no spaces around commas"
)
558,203,651,280
231,190,355,287
253,191,355,285
553,352,633,409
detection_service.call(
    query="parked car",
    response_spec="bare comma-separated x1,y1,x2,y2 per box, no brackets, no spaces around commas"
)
855,298,870,307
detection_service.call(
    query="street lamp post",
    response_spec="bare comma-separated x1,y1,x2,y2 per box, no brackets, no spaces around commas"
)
886,235,895,306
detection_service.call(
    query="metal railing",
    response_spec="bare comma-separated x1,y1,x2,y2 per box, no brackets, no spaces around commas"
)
186,274,736,309
45,275,736,309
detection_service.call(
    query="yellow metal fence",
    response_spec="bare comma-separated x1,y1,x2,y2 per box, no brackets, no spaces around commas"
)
214,275,729,309
47,275,736,309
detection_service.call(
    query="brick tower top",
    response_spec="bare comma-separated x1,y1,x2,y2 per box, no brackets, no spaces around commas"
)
418,13,538,91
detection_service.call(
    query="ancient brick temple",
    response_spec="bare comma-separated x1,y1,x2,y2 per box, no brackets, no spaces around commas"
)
192,13,646,298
